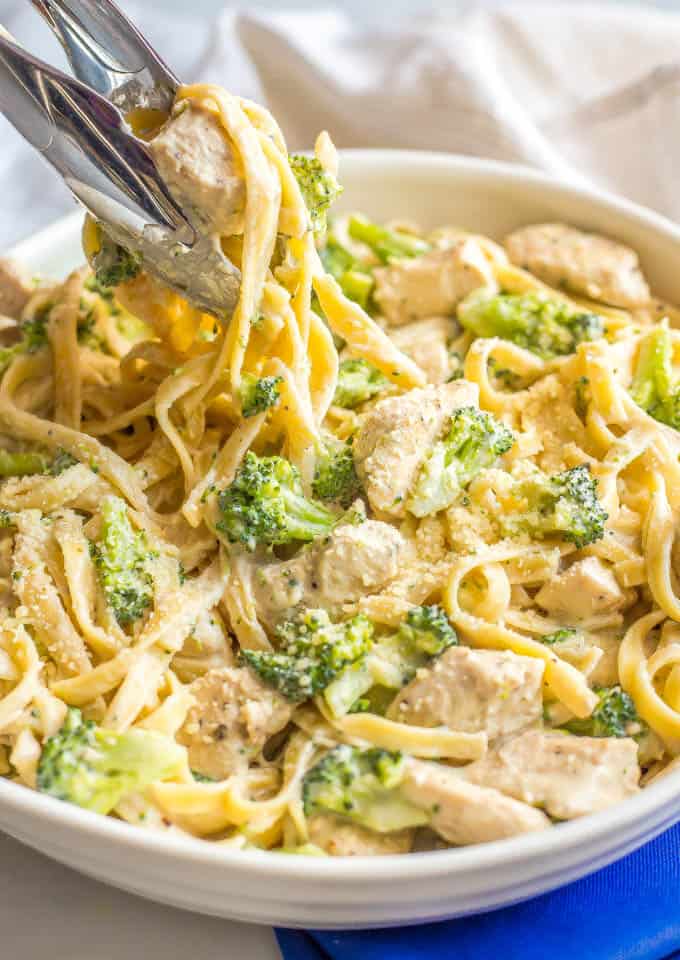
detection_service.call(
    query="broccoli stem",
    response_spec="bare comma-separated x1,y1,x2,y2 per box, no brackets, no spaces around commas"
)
347,215,430,263
338,271,374,310
0,450,48,477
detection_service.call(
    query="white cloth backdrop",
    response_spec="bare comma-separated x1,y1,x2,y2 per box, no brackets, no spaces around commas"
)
1,0,680,955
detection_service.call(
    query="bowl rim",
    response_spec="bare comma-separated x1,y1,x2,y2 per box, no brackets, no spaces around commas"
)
4,148,680,881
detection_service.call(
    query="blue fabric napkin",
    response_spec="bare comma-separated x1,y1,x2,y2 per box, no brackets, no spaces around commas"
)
276,823,680,960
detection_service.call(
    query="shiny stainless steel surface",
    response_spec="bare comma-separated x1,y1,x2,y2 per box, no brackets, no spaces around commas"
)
0,4,240,316
29,0,178,112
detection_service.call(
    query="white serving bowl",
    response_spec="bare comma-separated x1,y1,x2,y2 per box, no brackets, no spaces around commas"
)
3,151,680,929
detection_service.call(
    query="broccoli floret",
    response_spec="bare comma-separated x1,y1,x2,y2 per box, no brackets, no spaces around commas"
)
21,310,50,350
36,707,185,814
630,324,680,429
241,609,373,702
564,685,641,738
48,449,79,475
0,447,79,479
323,605,457,717
397,604,458,657
320,234,375,309
333,358,388,409
541,627,581,646
0,309,50,373
347,214,430,264
0,450,48,477
302,744,427,832
458,289,604,360
92,496,153,625
502,464,607,549
238,373,283,418
408,406,514,517
93,233,142,288
289,155,342,233
216,452,336,550
0,509,13,528
312,438,361,508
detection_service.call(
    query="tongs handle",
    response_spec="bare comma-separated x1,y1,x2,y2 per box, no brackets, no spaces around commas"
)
29,0,178,111
0,28,192,241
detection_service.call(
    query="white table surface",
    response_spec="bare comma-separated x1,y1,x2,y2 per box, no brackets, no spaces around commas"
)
1,830,281,959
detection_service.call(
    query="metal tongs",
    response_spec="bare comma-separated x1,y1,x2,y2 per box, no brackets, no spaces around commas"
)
0,1,240,316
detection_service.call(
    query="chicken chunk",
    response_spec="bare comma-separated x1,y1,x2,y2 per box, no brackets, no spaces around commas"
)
402,758,550,845
387,647,544,739
0,258,33,319
354,379,479,518
177,667,293,780
374,240,496,325
389,316,454,384
504,223,650,308
535,558,627,622
150,102,245,236
307,815,414,856
252,520,405,628
461,729,640,819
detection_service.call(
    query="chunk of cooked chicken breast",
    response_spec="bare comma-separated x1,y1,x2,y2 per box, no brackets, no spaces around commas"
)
252,520,406,629
354,379,479,518
150,102,245,236
307,814,414,856
177,667,293,780
374,240,496,325
460,729,640,819
388,316,455,384
402,758,550,845
387,647,545,739
534,558,627,622
504,223,650,308
0,258,33,319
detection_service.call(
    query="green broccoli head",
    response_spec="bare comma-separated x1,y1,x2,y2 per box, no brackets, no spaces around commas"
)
0,308,50,373
333,358,388,409
323,605,457,717
504,464,607,549
630,324,680,430
408,406,514,517
312,438,361,508
565,685,641,738
36,707,186,814
21,310,50,351
458,289,604,360
242,609,374,702
302,744,428,832
216,452,337,551
396,604,458,658
0,446,79,479
93,233,142,288
48,449,79,475
289,155,342,233
347,214,430,263
238,373,283,419
93,496,154,625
